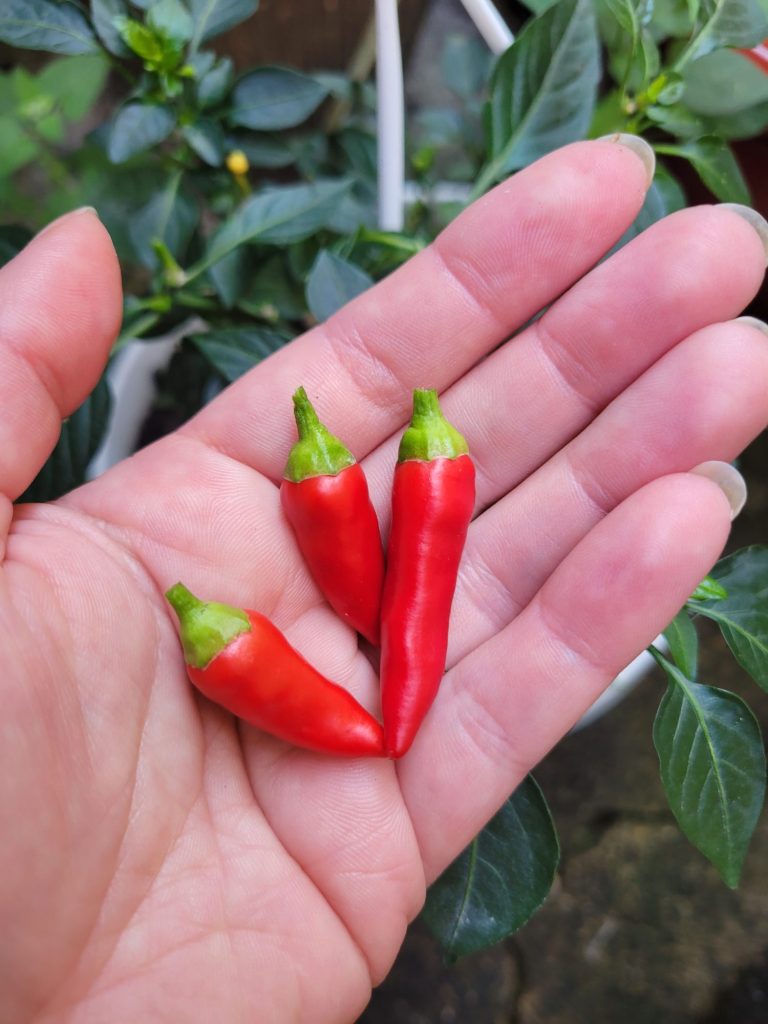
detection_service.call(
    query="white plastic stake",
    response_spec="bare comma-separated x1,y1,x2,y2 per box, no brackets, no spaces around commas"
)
459,0,514,54
375,0,405,231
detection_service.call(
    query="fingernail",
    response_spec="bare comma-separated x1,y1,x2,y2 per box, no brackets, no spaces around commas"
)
690,461,747,520
734,315,768,336
598,133,656,188
35,206,99,240
719,204,768,266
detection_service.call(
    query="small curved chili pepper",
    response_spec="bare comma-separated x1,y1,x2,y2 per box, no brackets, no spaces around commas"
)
281,387,384,646
166,583,385,757
738,41,768,74
380,389,475,758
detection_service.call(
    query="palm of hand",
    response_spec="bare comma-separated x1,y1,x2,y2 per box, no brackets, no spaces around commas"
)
2,142,767,1023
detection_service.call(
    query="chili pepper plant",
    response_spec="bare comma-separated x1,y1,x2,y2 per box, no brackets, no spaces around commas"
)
2,0,768,962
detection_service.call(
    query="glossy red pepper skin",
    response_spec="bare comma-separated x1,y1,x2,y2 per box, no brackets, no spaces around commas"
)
381,453,475,758
167,584,385,757
281,463,384,645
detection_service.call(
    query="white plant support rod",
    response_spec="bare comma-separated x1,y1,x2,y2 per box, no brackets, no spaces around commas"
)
458,0,515,54
375,0,405,231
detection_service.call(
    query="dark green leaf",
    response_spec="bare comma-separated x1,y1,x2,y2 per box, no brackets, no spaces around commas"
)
182,120,224,165
476,0,600,193
652,653,766,887
230,67,328,131
196,56,234,108
422,776,560,960
240,253,306,319
0,224,32,269
229,133,295,168
192,178,352,278
677,0,768,67
91,0,130,55
129,173,198,269
601,0,640,38
655,136,750,203
107,102,176,163
0,0,100,54
306,251,373,322
663,609,699,678
188,0,257,49
208,246,250,307
189,326,287,381
694,546,768,692
18,376,112,503
441,34,492,99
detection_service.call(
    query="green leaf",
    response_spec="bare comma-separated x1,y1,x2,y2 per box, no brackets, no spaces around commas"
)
148,0,194,43
693,546,768,692
18,376,112,503
652,653,766,887
240,253,306,319
182,120,224,165
422,776,560,960
37,55,109,122
646,102,706,137
690,575,728,602
0,224,33,269
189,326,287,381
0,116,39,175
683,49,768,116
0,0,100,54
655,136,750,203
677,0,768,68
107,102,176,163
441,34,492,99
476,0,600,194
707,99,768,139
208,247,250,307
188,0,257,50
663,609,699,678
601,0,640,38
91,0,130,55
305,251,373,322
230,67,328,131
129,173,198,269
191,178,352,279
228,133,295,168
196,56,234,108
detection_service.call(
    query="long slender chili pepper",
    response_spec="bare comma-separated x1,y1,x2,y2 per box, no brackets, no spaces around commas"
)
281,387,385,645
380,389,475,758
166,583,385,757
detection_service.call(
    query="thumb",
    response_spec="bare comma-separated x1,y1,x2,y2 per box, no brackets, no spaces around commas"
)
0,208,122,506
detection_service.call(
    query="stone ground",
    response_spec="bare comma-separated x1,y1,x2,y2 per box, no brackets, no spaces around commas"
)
360,434,768,1023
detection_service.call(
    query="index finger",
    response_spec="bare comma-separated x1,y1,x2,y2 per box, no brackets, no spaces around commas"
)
184,138,653,476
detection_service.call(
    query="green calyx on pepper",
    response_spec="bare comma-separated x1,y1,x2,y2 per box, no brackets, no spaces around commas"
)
284,386,356,482
165,582,250,669
398,388,469,463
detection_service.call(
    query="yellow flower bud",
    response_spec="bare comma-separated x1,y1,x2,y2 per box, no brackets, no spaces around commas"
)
226,150,250,176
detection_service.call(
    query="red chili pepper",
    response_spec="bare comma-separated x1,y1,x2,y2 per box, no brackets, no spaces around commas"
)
738,40,768,74
380,389,475,758
165,583,385,757
281,387,384,646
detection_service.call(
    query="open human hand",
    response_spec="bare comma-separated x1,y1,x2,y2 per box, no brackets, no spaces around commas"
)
2,138,767,1023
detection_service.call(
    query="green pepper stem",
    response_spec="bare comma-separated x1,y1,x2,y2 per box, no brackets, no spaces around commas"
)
284,386,356,482
398,388,469,462
165,582,250,669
